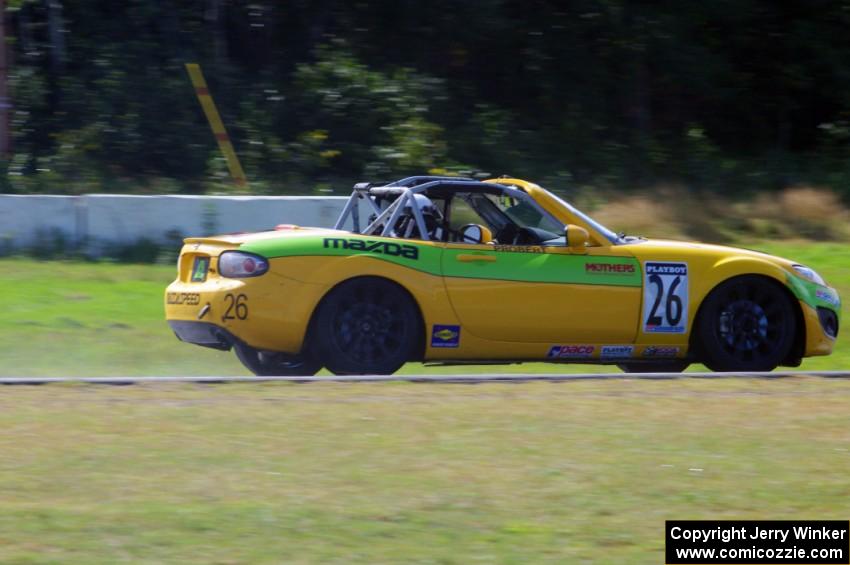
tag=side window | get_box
[448,198,485,239]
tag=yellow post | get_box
[185,63,249,190]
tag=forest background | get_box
[2,0,849,243]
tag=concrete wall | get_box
[0,194,350,253]
[0,195,82,249]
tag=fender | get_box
[704,256,793,297]
[264,252,460,354]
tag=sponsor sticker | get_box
[643,346,680,358]
[191,256,209,282]
[816,288,840,308]
[167,292,201,306]
[323,237,419,260]
[601,345,634,358]
[493,245,545,254]
[643,261,689,334]
[431,325,460,348]
[547,345,596,359]
[585,262,636,274]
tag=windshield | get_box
[548,191,623,244]
[482,193,563,237]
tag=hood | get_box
[624,238,798,269]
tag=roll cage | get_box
[333,176,562,243]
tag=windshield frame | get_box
[458,190,565,243]
[546,191,624,245]
[480,193,563,238]
[486,179,624,246]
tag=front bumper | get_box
[816,306,839,340]
[168,320,238,351]
[785,274,840,357]
[800,301,839,357]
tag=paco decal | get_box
[547,345,595,359]
[431,325,460,348]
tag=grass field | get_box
[1,241,847,377]
[0,378,848,563]
[2,245,848,563]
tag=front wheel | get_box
[696,276,796,372]
[234,342,322,376]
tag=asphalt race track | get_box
[0,371,848,385]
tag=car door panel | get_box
[441,244,642,343]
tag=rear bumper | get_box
[168,320,238,351]
[165,272,313,353]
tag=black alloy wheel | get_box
[697,276,796,372]
[234,342,322,376]
[311,277,421,375]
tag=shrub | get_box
[778,187,847,240]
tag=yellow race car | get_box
[165,176,840,375]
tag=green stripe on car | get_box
[242,235,641,287]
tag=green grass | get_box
[0,378,848,563]
[1,259,242,377]
[1,240,847,377]
[2,247,849,562]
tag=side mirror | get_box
[460,224,483,244]
[459,224,494,244]
[565,224,589,253]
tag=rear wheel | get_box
[310,278,421,375]
[618,361,690,374]
[697,276,795,372]
[234,342,321,377]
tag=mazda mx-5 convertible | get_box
[165,176,840,375]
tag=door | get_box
[440,243,642,344]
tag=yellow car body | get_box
[165,177,839,374]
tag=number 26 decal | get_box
[642,262,688,333]
[222,293,248,321]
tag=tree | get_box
[0,0,10,157]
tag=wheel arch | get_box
[689,272,805,367]
[305,274,428,361]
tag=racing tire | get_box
[696,276,796,372]
[234,342,322,377]
[617,362,690,374]
[310,277,422,375]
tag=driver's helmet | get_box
[400,194,443,239]
[403,194,438,216]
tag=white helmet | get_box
[400,193,442,239]
[405,194,439,216]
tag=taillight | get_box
[218,251,269,278]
